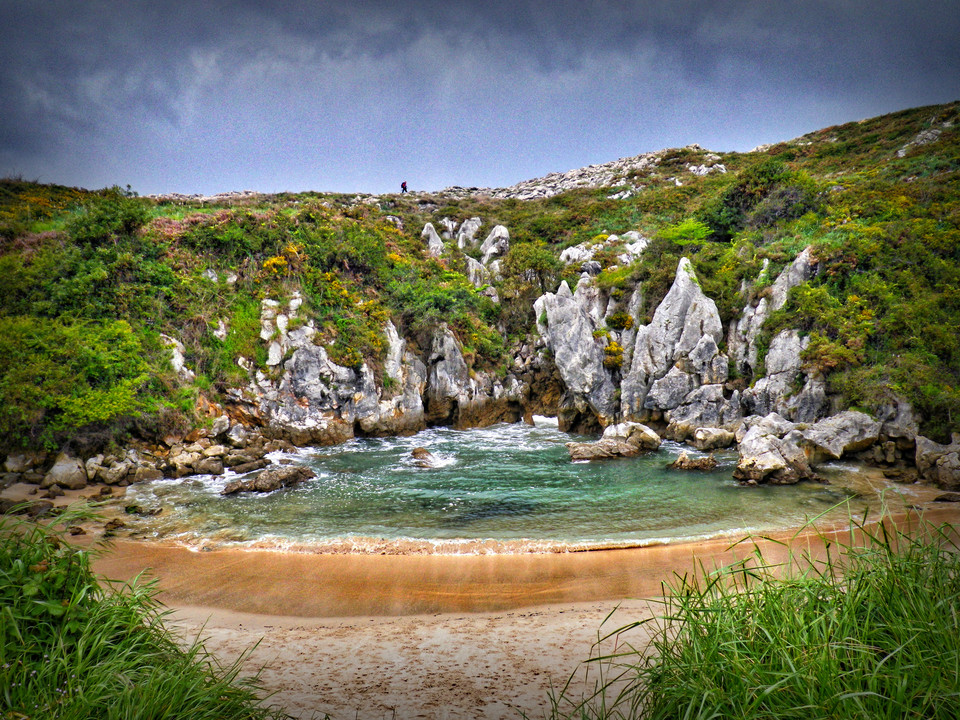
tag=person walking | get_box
[401,181,408,193]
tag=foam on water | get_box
[122,421,910,554]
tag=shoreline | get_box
[90,503,959,720]
[89,502,960,618]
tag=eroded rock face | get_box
[534,280,617,430]
[622,258,727,421]
[728,247,817,378]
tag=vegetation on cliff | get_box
[1,101,958,452]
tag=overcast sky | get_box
[2,1,958,196]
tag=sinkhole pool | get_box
[122,418,917,553]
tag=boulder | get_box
[798,411,881,463]
[733,413,818,485]
[41,452,87,490]
[691,427,735,451]
[915,436,960,490]
[668,452,718,471]
[567,422,661,460]
[221,465,315,495]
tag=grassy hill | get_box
[1,101,958,452]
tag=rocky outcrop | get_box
[728,247,817,379]
[797,410,881,464]
[456,217,483,249]
[421,222,445,257]
[733,413,818,485]
[915,435,960,490]
[479,225,510,265]
[423,324,522,428]
[622,258,736,430]
[740,329,829,422]
[221,465,315,495]
[534,279,618,431]
[566,422,660,460]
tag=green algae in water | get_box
[123,420,915,552]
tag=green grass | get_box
[537,514,960,720]
[0,508,291,719]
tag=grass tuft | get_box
[535,513,960,720]
[0,507,292,719]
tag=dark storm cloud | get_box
[1,1,958,193]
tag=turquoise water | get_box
[123,419,908,553]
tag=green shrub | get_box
[0,317,150,449]
[0,511,287,719]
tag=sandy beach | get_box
[5,480,959,719]
[87,501,959,720]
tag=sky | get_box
[2,1,959,196]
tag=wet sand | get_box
[5,480,958,719]
[86,503,960,720]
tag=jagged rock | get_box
[665,385,742,440]
[534,280,617,430]
[479,225,509,265]
[668,452,718,470]
[876,395,920,450]
[915,436,960,490]
[623,258,725,419]
[934,492,960,503]
[581,260,602,276]
[41,452,87,490]
[421,222,445,257]
[464,256,491,288]
[456,217,483,249]
[798,411,881,463]
[193,457,224,475]
[221,465,315,495]
[439,217,458,239]
[728,247,817,378]
[559,243,594,265]
[211,414,231,438]
[741,329,829,422]
[691,427,736,451]
[648,366,698,411]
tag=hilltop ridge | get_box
[1,99,959,494]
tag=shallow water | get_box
[123,419,918,553]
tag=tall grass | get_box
[537,514,960,719]
[0,507,290,719]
